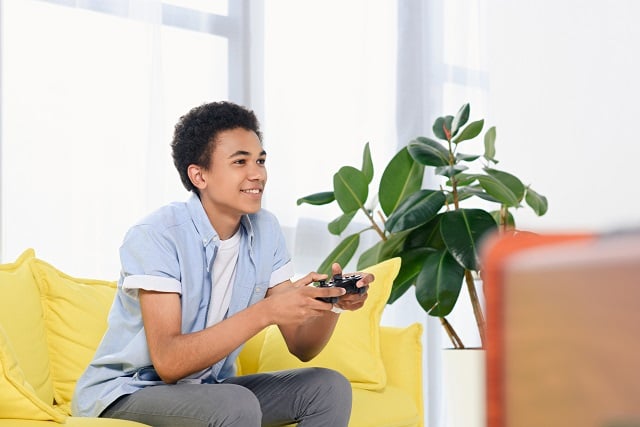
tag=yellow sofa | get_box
[0,249,423,427]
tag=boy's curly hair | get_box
[171,101,262,193]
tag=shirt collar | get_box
[186,192,255,247]
[240,214,255,246]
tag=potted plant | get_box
[297,102,548,349]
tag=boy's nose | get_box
[248,165,266,181]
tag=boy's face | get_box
[198,127,267,221]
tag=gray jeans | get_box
[100,368,352,427]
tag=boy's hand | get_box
[266,272,345,326]
[330,263,375,312]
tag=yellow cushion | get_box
[236,328,267,376]
[30,258,117,411]
[351,386,420,427]
[380,324,424,426]
[257,258,400,390]
[0,418,149,426]
[0,324,66,422]
[0,249,54,405]
[63,419,151,426]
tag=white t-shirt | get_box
[206,229,241,327]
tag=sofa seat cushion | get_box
[277,385,420,427]
[351,386,420,427]
[30,258,117,412]
[257,258,400,391]
[0,249,55,407]
[0,418,150,426]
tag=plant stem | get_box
[440,317,464,349]
[364,208,387,241]
[500,204,508,232]
[446,137,461,210]
[465,269,486,347]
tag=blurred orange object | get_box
[482,230,640,427]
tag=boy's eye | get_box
[257,158,266,165]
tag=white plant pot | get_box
[442,348,486,427]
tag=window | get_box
[0,0,247,276]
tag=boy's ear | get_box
[187,164,207,190]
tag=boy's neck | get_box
[199,200,242,240]
[214,221,241,241]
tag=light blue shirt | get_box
[72,193,292,417]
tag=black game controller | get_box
[315,274,366,304]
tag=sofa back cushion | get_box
[30,258,117,413]
[0,249,54,405]
[0,324,66,422]
[257,258,400,390]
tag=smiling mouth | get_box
[241,189,262,194]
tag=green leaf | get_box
[455,185,501,203]
[379,147,424,217]
[388,277,413,304]
[415,249,465,316]
[407,137,450,167]
[333,166,369,214]
[296,191,335,206]
[453,119,484,144]
[388,247,435,304]
[432,117,447,140]
[446,173,477,187]
[455,152,481,162]
[451,103,470,137]
[485,168,526,202]
[361,142,374,184]
[435,164,468,178]
[386,189,446,233]
[443,116,454,137]
[327,210,357,235]
[356,230,410,269]
[474,174,520,207]
[357,240,384,270]
[484,126,497,162]
[379,230,411,258]
[490,209,515,229]
[445,189,473,205]
[404,213,446,250]
[440,209,498,271]
[317,233,360,276]
[525,187,549,216]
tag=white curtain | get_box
[395,2,489,426]
[0,0,236,277]
[258,2,488,426]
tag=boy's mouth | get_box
[241,189,262,194]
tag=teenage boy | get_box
[72,101,374,427]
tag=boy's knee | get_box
[311,368,352,406]
[303,368,352,425]
[322,368,351,393]
[209,385,261,425]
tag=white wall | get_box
[485,0,640,234]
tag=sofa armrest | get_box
[380,323,424,426]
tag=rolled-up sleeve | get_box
[119,223,182,297]
[122,274,182,298]
[269,261,294,287]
